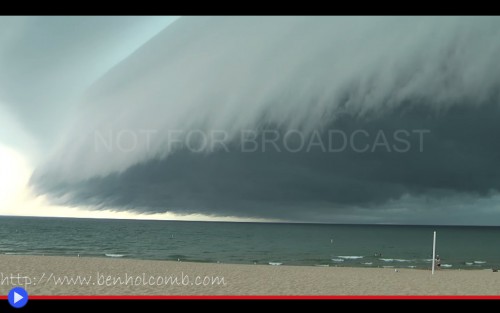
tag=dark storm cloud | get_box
[33,99,500,221]
[29,16,500,223]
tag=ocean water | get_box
[0,216,499,270]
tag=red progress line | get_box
[1,295,500,300]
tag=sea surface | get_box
[1,216,499,270]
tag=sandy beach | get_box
[0,255,499,295]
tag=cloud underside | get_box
[29,16,500,223]
[32,102,500,223]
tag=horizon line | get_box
[1,214,499,227]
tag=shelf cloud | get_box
[14,16,500,224]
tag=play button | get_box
[14,292,23,303]
[8,287,28,308]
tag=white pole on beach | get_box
[431,231,436,275]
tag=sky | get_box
[1,16,500,225]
